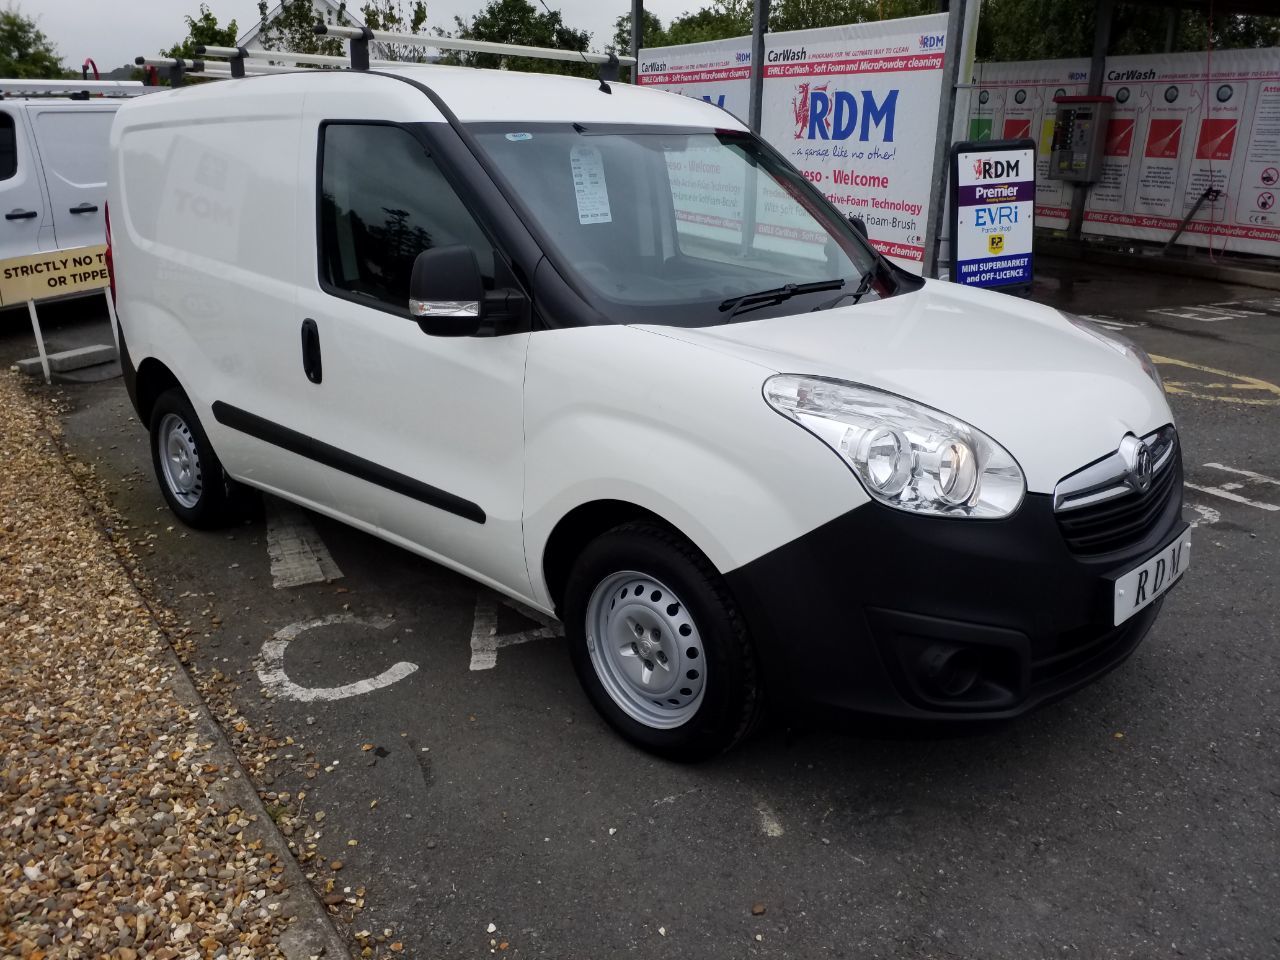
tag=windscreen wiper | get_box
[718,278,845,319]
[812,262,882,312]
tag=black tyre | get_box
[564,522,762,761]
[149,388,249,528]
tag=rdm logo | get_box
[972,157,1021,180]
[919,34,944,49]
[793,83,899,142]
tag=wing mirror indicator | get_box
[409,245,484,336]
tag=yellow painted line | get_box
[1151,355,1280,407]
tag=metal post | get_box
[748,0,769,134]
[631,0,643,82]
[922,0,967,278]
[27,300,50,385]
[1164,7,1178,52]
[1068,0,1113,241]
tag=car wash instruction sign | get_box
[952,141,1035,290]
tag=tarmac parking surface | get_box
[4,258,1278,959]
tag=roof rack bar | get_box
[201,46,348,68]
[135,56,297,77]
[313,21,635,66]
[0,78,153,97]
[195,44,250,77]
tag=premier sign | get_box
[951,140,1037,292]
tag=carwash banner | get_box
[967,59,1092,230]
[970,48,1280,257]
[640,13,949,273]
[950,140,1036,292]
[636,35,752,123]
[759,15,948,271]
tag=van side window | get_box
[318,123,494,312]
[0,113,18,181]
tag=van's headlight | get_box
[1065,313,1164,392]
[764,375,1025,518]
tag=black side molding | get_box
[210,401,486,524]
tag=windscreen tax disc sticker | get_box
[505,132,532,141]
[569,144,612,225]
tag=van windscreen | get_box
[470,124,889,327]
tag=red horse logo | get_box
[973,157,985,179]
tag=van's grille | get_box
[1055,442,1180,557]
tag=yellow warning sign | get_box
[1153,355,1280,407]
[0,245,109,307]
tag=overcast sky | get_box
[31,0,696,73]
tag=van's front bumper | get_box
[725,475,1185,722]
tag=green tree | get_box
[610,9,665,81]
[256,0,350,57]
[974,0,1280,61]
[360,0,428,61]
[770,0,935,33]
[437,0,594,77]
[665,0,752,46]
[611,9,667,55]
[0,9,68,78]
[162,4,239,59]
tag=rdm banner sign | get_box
[951,140,1036,292]
[640,13,948,274]
[760,14,948,272]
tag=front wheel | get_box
[564,522,762,761]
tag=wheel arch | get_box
[133,356,184,426]
[541,499,685,616]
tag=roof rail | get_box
[165,21,635,91]
[312,21,635,69]
[0,78,155,98]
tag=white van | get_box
[1,89,122,262]
[108,66,1189,759]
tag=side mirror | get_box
[409,245,483,336]
[848,214,869,239]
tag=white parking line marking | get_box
[1188,504,1220,528]
[1078,313,1144,331]
[256,614,415,702]
[755,801,784,838]
[265,499,343,589]
[1184,482,1280,512]
[468,592,562,671]
[1203,463,1280,486]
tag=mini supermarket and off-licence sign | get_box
[950,139,1036,292]
[0,245,109,308]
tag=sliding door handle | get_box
[5,208,37,221]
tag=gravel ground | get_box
[0,372,301,960]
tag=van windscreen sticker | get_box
[569,144,612,225]
[504,132,532,141]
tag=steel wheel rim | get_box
[585,571,706,729]
[158,412,203,509]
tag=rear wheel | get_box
[564,522,761,761]
[149,388,249,528]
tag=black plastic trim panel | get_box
[210,401,485,524]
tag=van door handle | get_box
[300,318,323,384]
[69,203,99,214]
[5,208,37,220]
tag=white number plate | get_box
[1113,530,1191,626]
